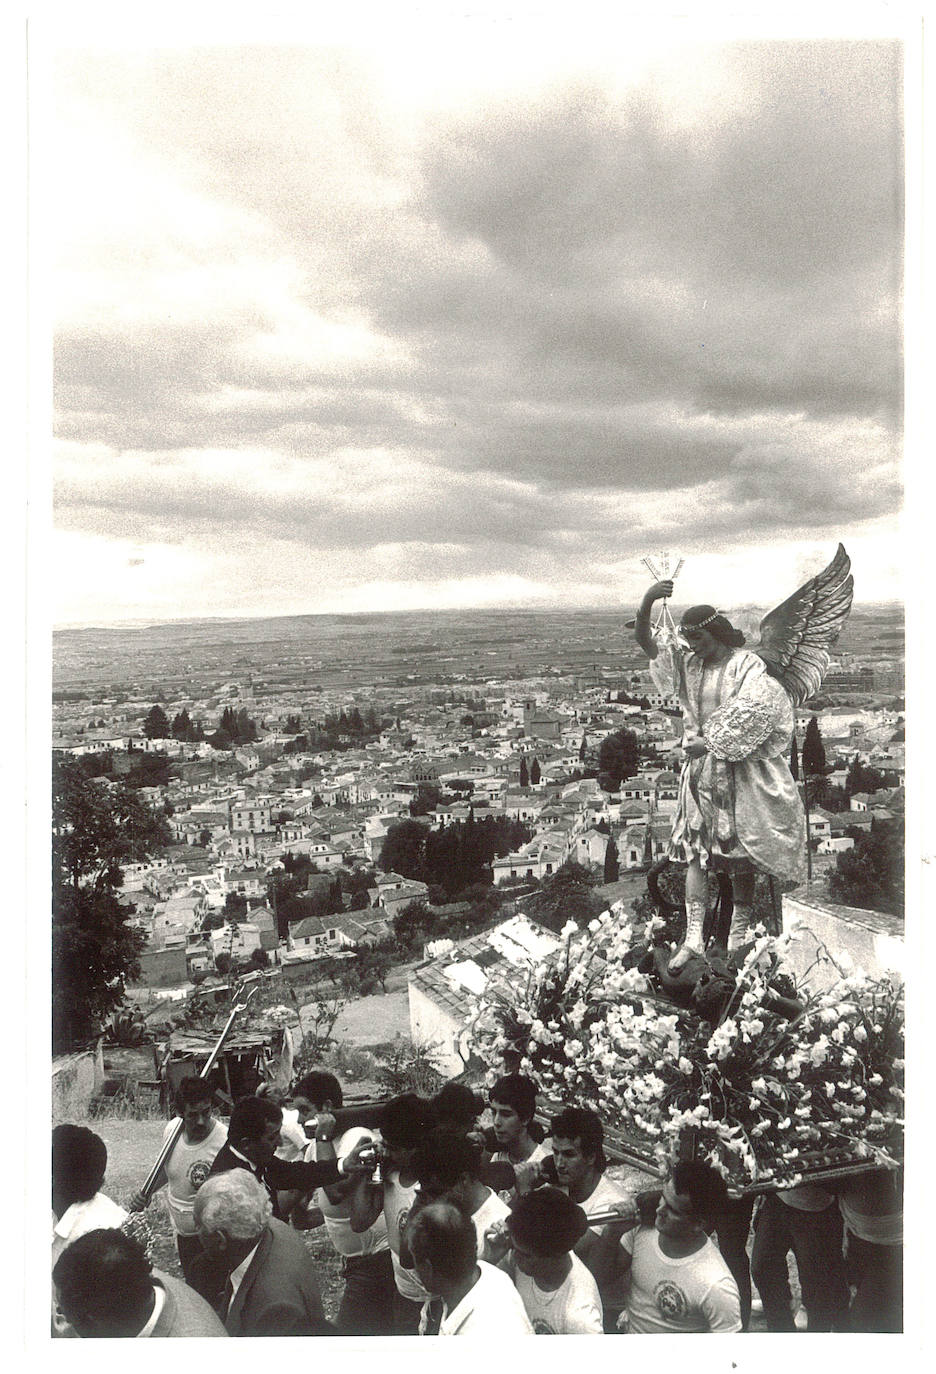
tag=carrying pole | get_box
[137,983,257,1201]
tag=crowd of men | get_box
[51,1069,903,1337]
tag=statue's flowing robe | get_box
[650,639,806,881]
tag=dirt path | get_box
[301,988,411,1046]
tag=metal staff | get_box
[641,553,683,642]
[137,983,258,1202]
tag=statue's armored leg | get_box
[727,863,756,949]
[668,859,708,971]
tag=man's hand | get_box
[646,579,674,604]
[481,1220,511,1267]
[128,1189,150,1213]
[340,1139,378,1175]
[597,1197,640,1238]
[314,1111,337,1142]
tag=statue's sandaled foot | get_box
[668,898,706,973]
[667,942,702,973]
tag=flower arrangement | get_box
[467,910,903,1189]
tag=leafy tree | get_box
[524,861,605,935]
[519,756,529,788]
[597,728,639,791]
[143,705,170,739]
[215,952,233,976]
[392,899,440,950]
[285,714,302,734]
[410,783,442,816]
[352,942,394,993]
[844,756,887,800]
[530,758,541,785]
[603,835,620,883]
[828,826,904,917]
[249,946,269,967]
[171,708,201,742]
[52,758,169,1050]
[349,890,370,911]
[579,734,588,763]
[379,819,427,879]
[802,717,828,777]
[198,828,212,848]
[224,892,248,919]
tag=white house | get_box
[209,921,262,962]
[817,836,855,854]
[408,915,560,1076]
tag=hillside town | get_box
[52,646,905,1007]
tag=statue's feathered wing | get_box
[755,545,854,707]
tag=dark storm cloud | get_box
[53,39,902,578]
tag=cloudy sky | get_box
[47,15,904,625]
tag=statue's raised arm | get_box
[755,544,854,707]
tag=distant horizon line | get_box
[54,598,904,634]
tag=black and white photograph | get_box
[31,3,917,1349]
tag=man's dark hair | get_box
[228,1094,282,1146]
[293,1070,343,1109]
[507,1186,589,1257]
[176,1076,214,1110]
[407,1201,478,1289]
[377,1092,438,1150]
[413,1127,482,1193]
[52,1229,153,1337]
[549,1105,607,1172]
[432,1081,484,1128]
[490,1074,537,1125]
[52,1124,107,1205]
[671,1160,729,1229]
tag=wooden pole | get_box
[137,984,257,1201]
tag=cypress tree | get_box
[802,716,827,777]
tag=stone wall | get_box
[782,886,904,993]
[408,981,463,1077]
[51,1042,104,1120]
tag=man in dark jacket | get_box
[193,1170,330,1336]
[209,1094,365,1219]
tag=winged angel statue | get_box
[633,545,854,970]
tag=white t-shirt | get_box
[621,1228,741,1333]
[492,1141,549,1198]
[52,1192,128,1268]
[578,1171,632,1235]
[471,1189,511,1257]
[383,1170,430,1302]
[513,1252,603,1334]
[572,1170,632,1314]
[309,1125,390,1256]
[777,1183,835,1212]
[162,1117,228,1235]
[275,1108,310,1162]
[420,1261,534,1336]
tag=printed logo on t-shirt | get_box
[532,1318,557,1335]
[654,1279,688,1322]
[188,1159,212,1190]
[396,1205,410,1241]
